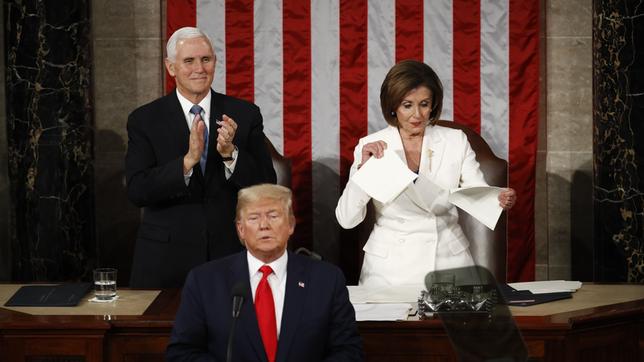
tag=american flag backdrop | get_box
[166,0,539,282]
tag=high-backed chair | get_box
[356,121,508,283]
[264,136,291,188]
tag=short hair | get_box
[380,60,444,127]
[166,27,214,62]
[236,184,295,224]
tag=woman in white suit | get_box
[336,60,516,287]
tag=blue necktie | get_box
[190,104,208,174]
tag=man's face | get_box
[236,198,295,263]
[165,36,215,101]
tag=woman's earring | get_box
[390,111,396,117]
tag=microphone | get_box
[231,282,245,318]
[227,282,247,362]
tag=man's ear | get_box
[165,59,176,77]
[235,221,245,241]
[288,217,295,237]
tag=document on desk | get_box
[508,280,582,294]
[352,303,413,321]
[351,149,418,204]
[347,285,421,304]
[447,186,504,230]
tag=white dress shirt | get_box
[176,90,237,183]
[247,250,288,337]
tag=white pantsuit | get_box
[336,125,488,287]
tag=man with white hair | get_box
[125,27,276,288]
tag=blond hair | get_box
[236,184,295,223]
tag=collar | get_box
[175,89,212,118]
[247,250,288,282]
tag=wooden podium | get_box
[0,284,642,361]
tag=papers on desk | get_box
[350,149,418,203]
[508,280,582,294]
[500,281,581,307]
[352,303,413,321]
[447,186,504,230]
[348,285,420,321]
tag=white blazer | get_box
[336,124,488,287]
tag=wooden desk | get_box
[0,284,642,361]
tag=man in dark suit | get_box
[166,184,363,362]
[125,27,276,288]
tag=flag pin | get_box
[298,282,305,288]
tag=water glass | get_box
[93,268,117,301]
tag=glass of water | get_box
[93,268,117,301]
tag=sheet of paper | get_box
[352,303,413,321]
[351,149,418,204]
[347,284,422,304]
[508,280,582,294]
[447,186,504,230]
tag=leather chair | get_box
[356,121,508,283]
[264,136,291,188]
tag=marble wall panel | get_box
[0,3,10,280]
[592,0,644,282]
[4,0,95,281]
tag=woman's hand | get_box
[358,141,387,169]
[498,188,516,210]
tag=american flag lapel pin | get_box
[298,281,305,288]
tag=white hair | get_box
[166,27,214,62]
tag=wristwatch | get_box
[222,147,238,162]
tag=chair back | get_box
[264,136,291,188]
[436,121,508,283]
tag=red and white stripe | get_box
[166,0,538,281]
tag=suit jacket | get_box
[125,90,276,288]
[166,251,364,362]
[335,125,488,287]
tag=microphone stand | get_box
[226,284,245,362]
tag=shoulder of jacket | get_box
[214,91,260,111]
[432,124,468,141]
[360,126,396,143]
[129,93,176,120]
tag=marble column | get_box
[4,0,95,281]
[593,0,644,282]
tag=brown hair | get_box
[236,184,295,224]
[380,60,443,127]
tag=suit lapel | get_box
[228,253,267,362]
[275,253,308,362]
[420,125,446,177]
[164,91,191,159]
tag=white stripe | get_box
[367,0,395,134]
[423,0,453,121]
[311,0,340,263]
[480,0,509,159]
[197,0,226,93]
[254,0,284,153]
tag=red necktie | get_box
[255,265,277,362]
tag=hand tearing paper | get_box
[448,186,504,230]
